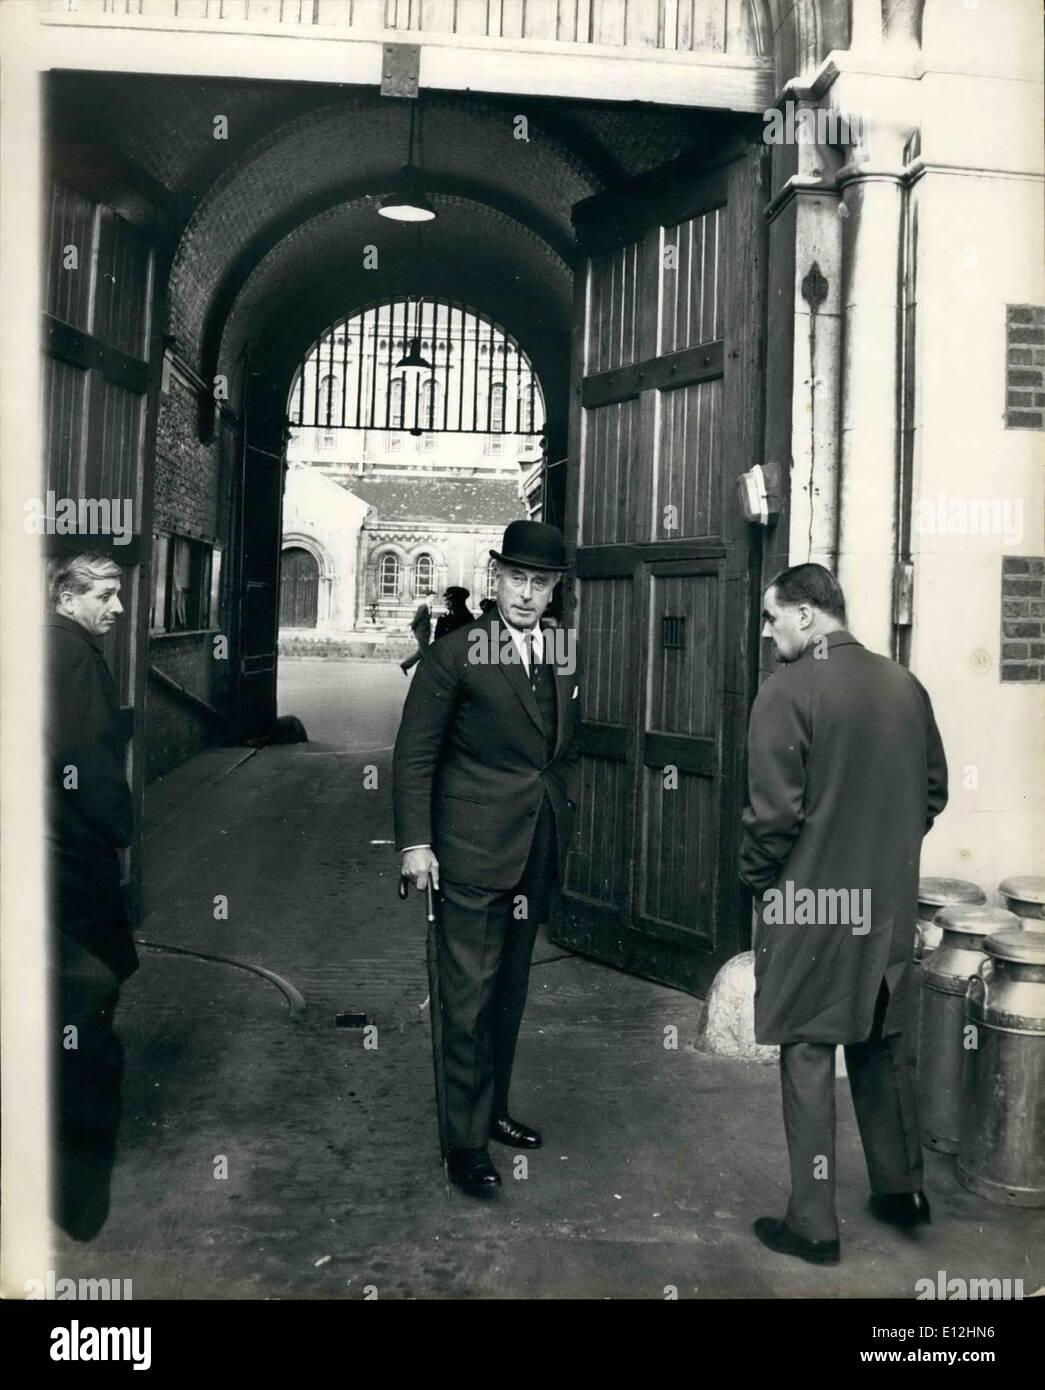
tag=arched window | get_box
[489,382,505,433]
[320,374,339,425]
[422,379,441,429]
[413,553,435,597]
[486,558,499,599]
[289,302,544,437]
[379,552,400,599]
[521,384,536,433]
[389,377,405,430]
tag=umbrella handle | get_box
[399,874,438,923]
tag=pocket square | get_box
[572,686,579,699]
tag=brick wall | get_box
[148,367,235,779]
[154,372,225,537]
[1001,556,1045,682]
[145,635,231,781]
[1005,306,1045,430]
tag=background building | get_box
[280,300,536,643]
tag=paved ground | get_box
[53,658,1045,1299]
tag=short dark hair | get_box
[769,563,846,623]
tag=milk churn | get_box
[998,875,1045,924]
[918,905,1021,1152]
[916,878,986,959]
[958,925,1045,1207]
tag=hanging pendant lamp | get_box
[379,104,437,222]
[396,274,432,375]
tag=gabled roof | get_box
[340,476,526,527]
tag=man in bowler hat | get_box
[393,520,580,1195]
[741,564,948,1264]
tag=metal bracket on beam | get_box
[381,44,420,99]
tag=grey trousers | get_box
[780,982,923,1241]
[436,798,556,1151]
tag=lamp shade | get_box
[395,337,432,371]
[378,165,436,222]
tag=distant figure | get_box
[400,589,437,675]
[434,586,473,641]
[46,550,137,1241]
[478,598,496,616]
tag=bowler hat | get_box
[490,520,569,573]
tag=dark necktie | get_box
[526,631,541,692]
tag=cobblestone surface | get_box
[53,661,1045,1300]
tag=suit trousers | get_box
[401,630,431,672]
[780,980,923,1241]
[50,934,125,1239]
[436,796,558,1150]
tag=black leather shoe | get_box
[489,1115,542,1150]
[753,1217,840,1266]
[869,1191,931,1228]
[447,1147,501,1196]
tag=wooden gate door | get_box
[43,170,162,922]
[279,546,319,628]
[551,141,767,996]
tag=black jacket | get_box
[393,609,581,889]
[46,614,137,980]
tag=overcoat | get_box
[409,601,433,643]
[45,614,137,982]
[739,631,947,1046]
[393,608,580,889]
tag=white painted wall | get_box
[907,30,1045,899]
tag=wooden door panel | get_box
[662,206,726,353]
[554,138,767,996]
[567,755,631,908]
[657,379,721,539]
[578,576,634,723]
[589,241,642,373]
[640,768,716,936]
[43,356,90,497]
[580,399,645,545]
[646,569,720,738]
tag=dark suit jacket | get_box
[393,609,581,889]
[740,631,947,1046]
[45,614,137,981]
[410,602,433,644]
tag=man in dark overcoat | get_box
[45,550,136,1240]
[400,588,437,674]
[740,563,948,1265]
[393,521,579,1195]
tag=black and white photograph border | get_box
[0,0,1043,1340]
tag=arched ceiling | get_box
[46,0,936,427]
[221,193,574,433]
[170,91,719,378]
[47,72,725,412]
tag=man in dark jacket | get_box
[400,589,437,674]
[433,586,473,641]
[740,564,948,1265]
[393,521,579,1195]
[46,550,136,1240]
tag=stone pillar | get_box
[762,105,844,580]
[836,157,905,648]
